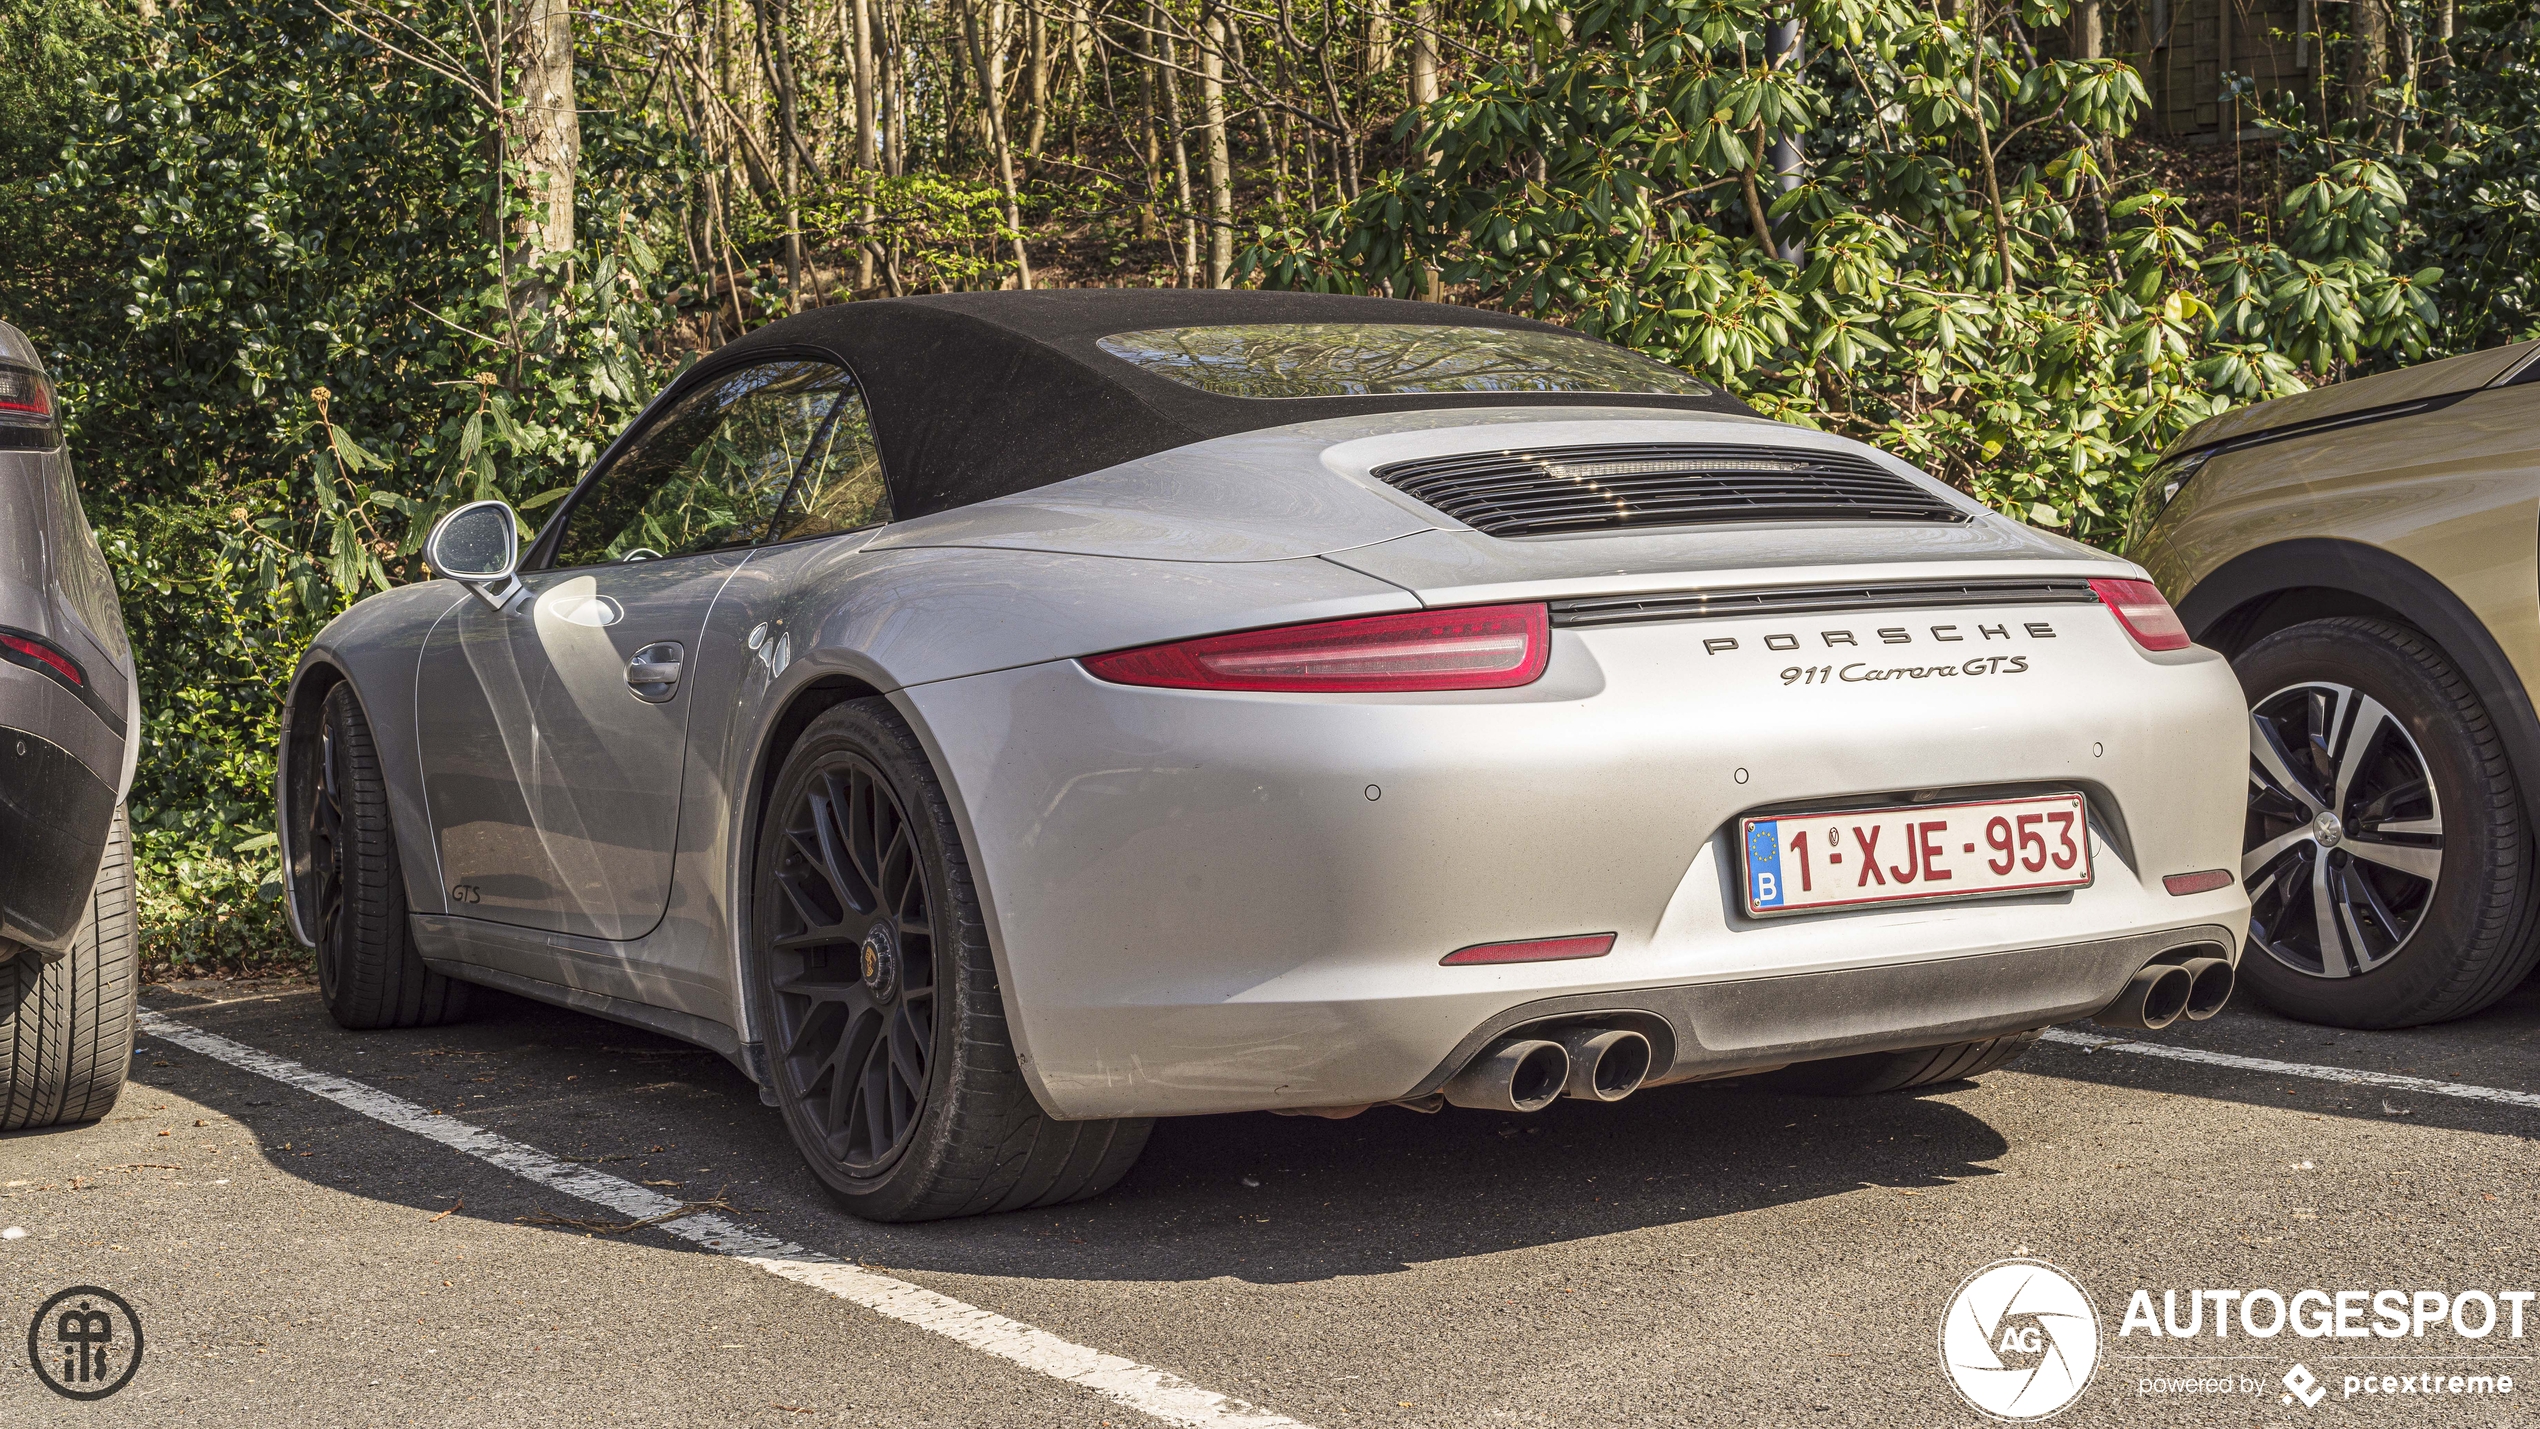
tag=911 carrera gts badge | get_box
[1782,656,2030,684]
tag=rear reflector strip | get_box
[1440,933,1616,966]
[0,630,85,687]
[2163,870,2236,896]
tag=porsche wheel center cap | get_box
[2313,810,2346,848]
[859,925,899,999]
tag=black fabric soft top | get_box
[700,290,1754,519]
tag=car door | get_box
[415,359,871,940]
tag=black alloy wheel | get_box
[2244,681,2443,978]
[303,682,467,1029]
[765,751,938,1174]
[750,698,1151,1222]
[2229,618,2539,1028]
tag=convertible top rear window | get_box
[1095,323,1717,400]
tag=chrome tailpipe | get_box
[1550,1027,1653,1102]
[2180,956,2235,1021]
[1443,1037,1571,1113]
[2092,963,2196,1032]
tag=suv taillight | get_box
[0,363,55,451]
[1083,604,1551,692]
[0,628,87,690]
[2088,578,2193,652]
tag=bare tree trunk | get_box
[882,2,904,178]
[753,0,809,308]
[1963,0,2014,292]
[1200,10,1234,287]
[1160,20,1201,286]
[1408,0,1437,109]
[2067,0,2101,59]
[1764,15,1804,264]
[1363,0,1391,74]
[853,0,877,291]
[1024,4,1051,159]
[2349,0,2390,133]
[964,0,1034,286]
[516,0,580,262]
[1136,7,1165,241]
[1409,0,1438,297]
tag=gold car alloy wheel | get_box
[2243,681,2446,978]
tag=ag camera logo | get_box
[1941,1258,2102,1420]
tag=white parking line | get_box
[135,1011,1309,1429]
[2038,1027,2540,1110]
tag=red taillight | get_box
[0,630,86,688]
[1083,603,1551,693]
[2088,578,2193,652]
[0,365,51,422]
[1440,933,1616,966]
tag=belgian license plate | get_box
[1741,793,2092,916]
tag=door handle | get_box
[627,642,684,702]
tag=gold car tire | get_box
[2233,617,2540,1028]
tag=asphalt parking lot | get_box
[5,972,2537,1426]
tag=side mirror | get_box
[425,499,524,609]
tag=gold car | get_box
[2129,338,2540,1028]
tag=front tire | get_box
[1,804,137,1130]
[307,683,469,1030]
[751,698,1149,1222]
[2233,618,2537,1028]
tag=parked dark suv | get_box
[1,319,139,1129]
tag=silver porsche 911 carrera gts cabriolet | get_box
[276,291,2251,1221]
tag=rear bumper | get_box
[0,723,115,955]
[1406,922,2238,1096]
[903,596,2252,1120]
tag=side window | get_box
[767,394,890,542]
[550,360,886,569]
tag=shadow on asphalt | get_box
[115,979,2014,1286]
[2017,972,2540,1144]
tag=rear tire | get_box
[1,804,137,1130]
[309,683,469,1030]
[2232,618,2536,1028]
[751,698,1150,1222]
[1765,1031,2041,1096]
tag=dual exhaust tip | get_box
[1446,955,2235,1110]
[2093,956,2235,1032]
[1443,1026,1653,1114]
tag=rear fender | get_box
[2178,537,2540,832]
[276,584,471,944]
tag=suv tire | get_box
[1,804,137,1130]
[2232,617,2536,1027]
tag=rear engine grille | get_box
[1370,443,1968,538]
[1551,578,2101,630]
